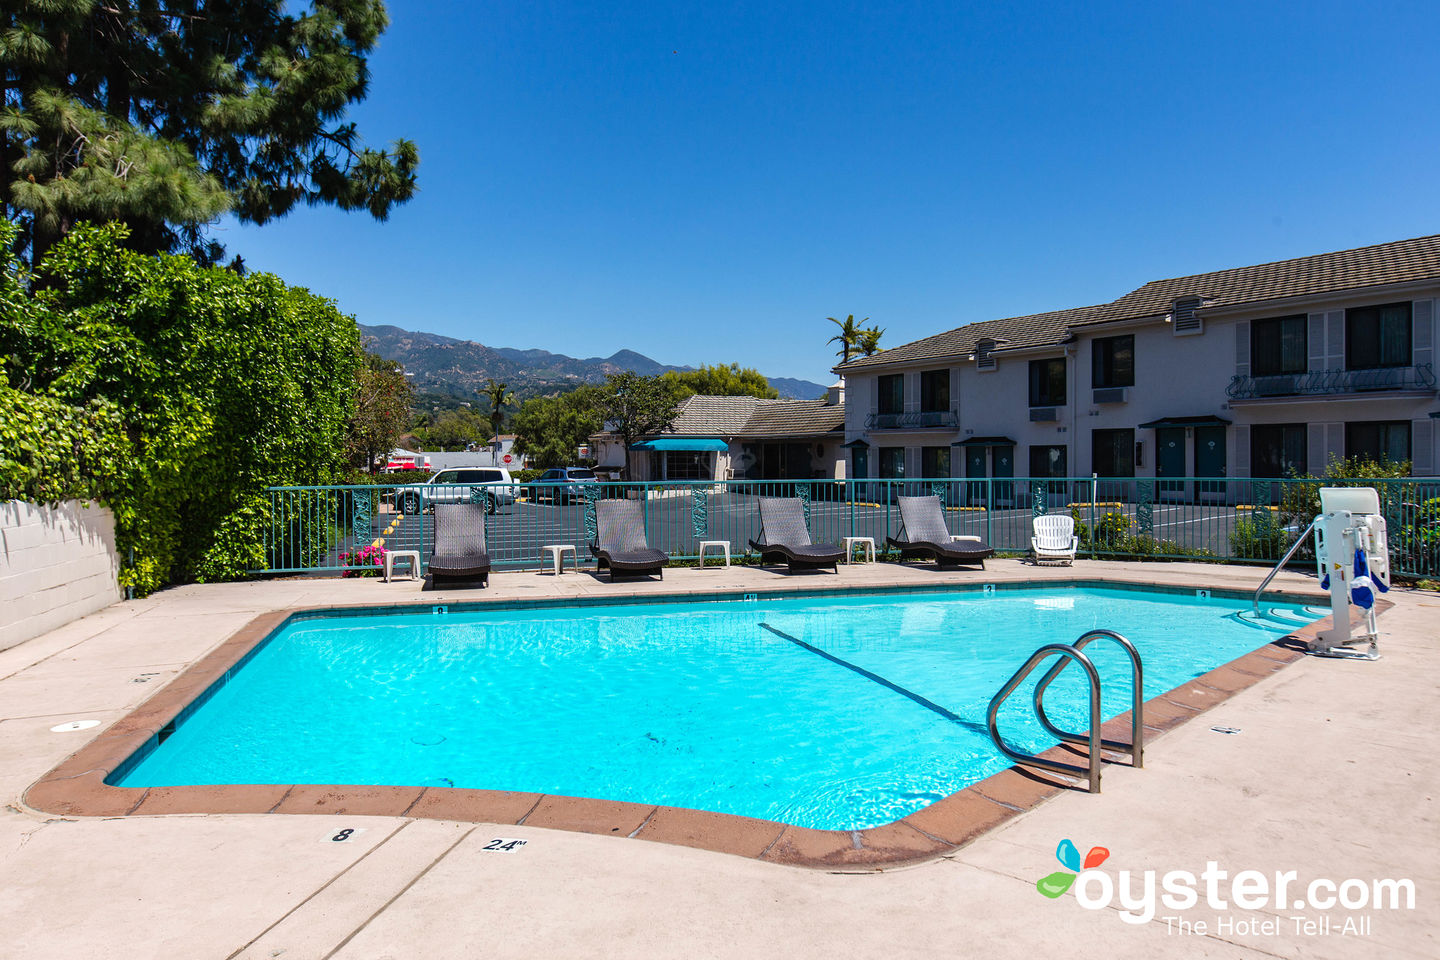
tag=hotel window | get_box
[920,370,950,412]
[1091,429,1135,478]
[664,451,707,481]
[1091,335,1134,388]
[1029,445,1068,478]
[878,446,905,479]
[877,374,904,415]
[1346,421,1411,465]
[1250,424,1307,478]
[1346,302,1412,369]
[920,446,951,478]
[1250,315,1307,377]
[1028,358,1066,407]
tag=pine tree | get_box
[1,0,418,263]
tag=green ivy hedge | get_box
[0,222,360,596]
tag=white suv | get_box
[394,467,517,515]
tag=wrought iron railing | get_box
[864,410,960,429]
[1227,363,1435,400]
[254,475,1440,579]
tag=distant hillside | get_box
[769,377,828,401]
[359,323,826,401]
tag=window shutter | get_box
[1412,419,1434,475]
[1234,424,1250,476]
[904,371,920,412]
[1234,321,1250,377]
[1325,311,1345,370]
[1308,424,1326,475]
[1413,299,1434,370]
[1307,313,1326,372]
[1324,423,1344,473]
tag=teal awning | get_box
[632,438,729,452]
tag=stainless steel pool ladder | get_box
[985,629,1144,794]
[1252,518,1319,617]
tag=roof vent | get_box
[1172,297,1204,336]
[975,338,998,371]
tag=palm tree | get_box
[828,314,867,363]
[481,379,515,446]
[857,326,886,356]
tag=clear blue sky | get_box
[227,1,1440,385]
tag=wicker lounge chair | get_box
[887,495,994,569]
[428,503,492,587]
[590,499,668,581]
[748,497,844,573]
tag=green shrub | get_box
[0,221,360,595]
[1229,511,1288,560]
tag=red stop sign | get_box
[502,454,513,464]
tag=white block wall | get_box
[0,500,122,652]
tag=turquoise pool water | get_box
[114,586,1320,830]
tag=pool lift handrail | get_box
[986,642,1104,794]
[1032,629,1144,771]
[1252,517,1319,617]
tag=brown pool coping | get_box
[22,580,1388,870]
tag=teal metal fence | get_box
[257,476,1440,578]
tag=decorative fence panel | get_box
[256,477,1440,579]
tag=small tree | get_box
[828,314,866,363]
[346,350,412,472]
[594,373,684,478]
[481,379,515,446]
[662,363,778,399]
[857,326,886,356]
[512,386,605,469]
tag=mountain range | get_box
[359,324,827,401]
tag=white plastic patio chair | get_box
[1032,514,1078,565]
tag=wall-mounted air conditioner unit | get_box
[1092,387,1128,404]
[1029,407,1060,422]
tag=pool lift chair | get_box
[748,497,845,573]
[427,503,492,588]
[887,495,995,569]
[590,499,669,581]
[1249,487,1389,660]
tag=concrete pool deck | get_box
[1,559,1435,958]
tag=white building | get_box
[836,235,1440,498]
[592,387,846,482]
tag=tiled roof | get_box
[838,305,1100,370]
[838,234,1440,371]
[1094,234,1440,324]
[742,399,846,437]
[661,395,844,439]
[667,395,762,435]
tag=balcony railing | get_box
[864,410,959,430]
[1227,363,1436,400]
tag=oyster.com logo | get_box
[1036,838,1109,898]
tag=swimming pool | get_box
[112,585,1321,830]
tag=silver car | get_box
[532,466,598,504]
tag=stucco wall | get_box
[0,500,122,652]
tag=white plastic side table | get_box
[843,536,876,564]
[384,549,421,582]
[697,540,731,568]
[542,544,577,575]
